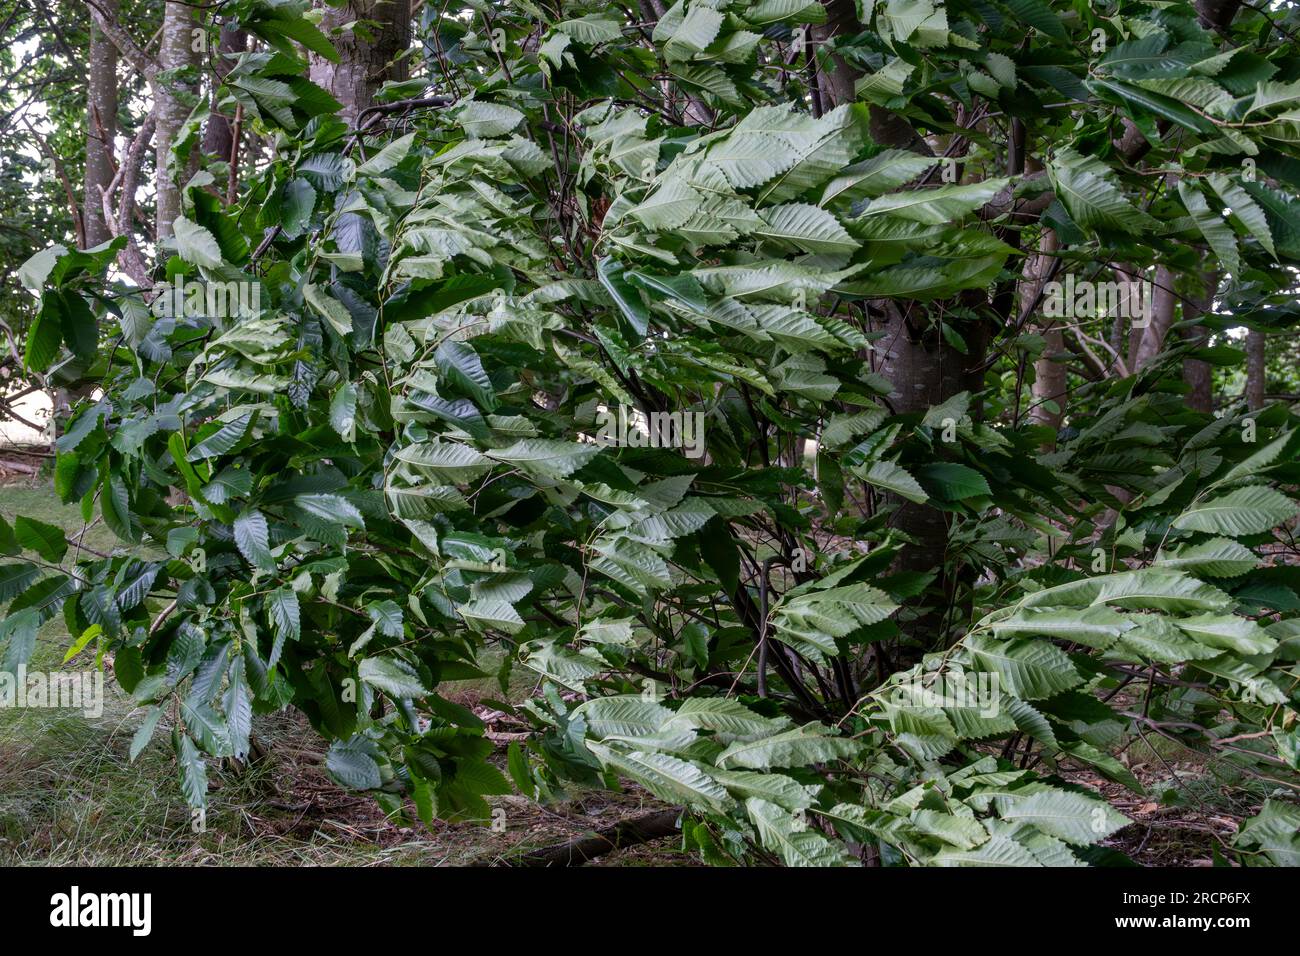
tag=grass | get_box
[0,477,690,867]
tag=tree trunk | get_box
[1181,279,1216,414]
[1027,230,1064,437]
[1182,325,1214,413]
[875,307,989,648]
[811,0,858,107]
[84,0,119,249]
[156,2,199,240]
[308,0,411,127]
[1031,328,1066,431]
[1195,0,1244,30]
[1132,265,1178,371]
[1245,328,1266,410]
[202,23,247,163]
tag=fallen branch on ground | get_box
[493,810,682,867]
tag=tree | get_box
[83,0,119,249]
[8,0,1300,867]
[308,0,410,126]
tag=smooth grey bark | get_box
[1027,231,1064,435]
[1133,266,1179,371]
[308,0,411,128]
[84,0,119,249]
[156,2,199,240]
[1031,328,1066,432]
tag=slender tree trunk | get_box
[1027,231,1064,437]
[202,23,247,163]
[1182,325,1214,413]
[1031,328,1066,431]
[875,306,989,647]
[1245,329,1266,410]
[1181,278,1217,414]
[811,0,858,107]
[809,0,930,152]
[1133,265,1178,371]
[308,0,411,127]
[156,2,199,240]
[84,0,119,249]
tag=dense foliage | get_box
[8,0,1300,865]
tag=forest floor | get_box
[0,476,1270,866]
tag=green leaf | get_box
[327,737,383,790]
[456,102,525,139]
[966,634,1084,700]
[330,383,357,441]
[1174,613,1276,654]
[294,493,366,528]
[747,798,856,866]
[716,723,859,770]
[395,441,493,482]
[258,13,339,62]
[488,439,600,479]
[181,699,234,757]
[0,563,40,602]
[1172,486,1298,536]
[267,588,301,642]
[233,509,275,571]
[859,179,1009,224]
[173,216,225,268]
[359,655,427,698]
[756,203,857,254]
[852,460,928,503]
[574,695,675,739]
[186,413,254,460]
[63,623,102,663]
[1050,160,1155,233]
[1179,181,1240,275]
[174,729,208,809]
[25,293,64,372]
[130,707,164,762]
[1001,0,1067,39]
[1154,537,1257,577]
[14,515,68,561]
[596,258,650,339]
[587,742,731,810]
[990,606,1133,649]
[820,151,936,206]
[224,655,253,760]
[1208,173,1276,258]
[995,789,1130,846]
[917,462,991,500]
[435,340,496,410]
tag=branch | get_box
[100,113,156,287]
[23,117,85,248]
[494,810,681,866]
[81,0,157,79]
[978,170,1053,222]
[354,95,454,133]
